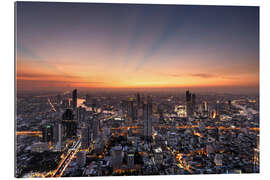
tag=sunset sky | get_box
[16,2,259,93]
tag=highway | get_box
[16,131,42,137]
[51,140,81,177]
[47,98,57,112]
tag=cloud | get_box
[189,73,240,80]
[16,73,105,89]
[16,79,105,90]
[160,72,239,80]
[160,72,215,79]
[168,74,183,78]
[190,73,216,78]
[16,73,79,79]
[220,76,239,80]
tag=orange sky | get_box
[16,3,259,93]
[16,55,259,91]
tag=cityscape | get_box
[16,89,259,177]
[15,2,259,178]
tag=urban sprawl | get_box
[16,89,259,177]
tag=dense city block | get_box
[15,89,259,177]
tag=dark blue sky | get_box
[16,2,259,92]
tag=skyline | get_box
[16,2,259,93]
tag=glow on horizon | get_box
[16,2,259,92]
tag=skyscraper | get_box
[120,100,128,116]
[62,99,70,108]
[81,125,90,150]
[127,150,135,168]
[76,151,86,167]
[143,96,152,140]
[85,94,91,105]
[111,145,123,169]
[41,124,53,142]
[62,109,77,139]
[203,101,208,112]
[77,106,86,123]
[127,98,135,122]
[157,104,164,123]
[136,93,141,107]
[56,94,61,104]
[186,90,192,117]
[53,123,63,151]
[191,93,196,114]
[186,90,196,117]
[92,118,99,139]
[216,100,220,116]
[72,89,77,111]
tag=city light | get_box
[15,2,259,177]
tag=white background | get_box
[0,0,269,179]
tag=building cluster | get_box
[16,89,259,177]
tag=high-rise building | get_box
[120,100,128,115]
[136,93,141,107]
[62,108,74,120]
[53,123,58,144]
[253,134,259,172]
[203,101,208,112]
[127,98,136,121]
[62,109,77,139]
[92,118,99,139]
[128,127,133,137]
[72,89,77,111]
[157,104,164,123]
[77,106,86,122]
[76,151,86,167]
[153,147,163,165]
[91,98,98,112]
[81,125,90,150]
[56,94,61,104]
[143,96,152,140]
[111,145,123,168]
[214,154,223,166]
[186,90,192,117]
[191,93,196,114]
[127,151,135,168]
[94,137,104,154]
[215,100,220,116]
[62,99,70,108]
[53,123,63,151]
[186,90,196,117]
[42,124,53,142]
[85,94,91,105]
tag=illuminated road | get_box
[51,140,81,177]
[100,114,118,122]
[48,98,56,112]
[16,131,42,137]
[15,124,259,139]
[166,145,193,173]
[108,124,259,132]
